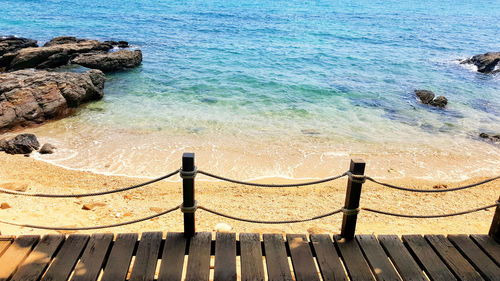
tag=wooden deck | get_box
[0,232,499,281]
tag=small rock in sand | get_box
[1,202,11,209]
[39,143,56,154]
[214,223,232,232]
[82,202,106,210]
[432,184,448,189]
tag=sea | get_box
[1,0,500,181]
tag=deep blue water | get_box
[1,0,500,177]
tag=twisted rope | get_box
[0,205,180,230]
[365,175,500,193]
[361,202,499,218]
[197,170,348,187]
[198,205,343,224]
[0,169,180,198]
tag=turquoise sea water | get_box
[1,0,500,179]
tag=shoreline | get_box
[1,153,498,236]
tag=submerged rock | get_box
[479,132,500,143]
[72,50,142,72]
[0,133,40,154]
[461,52,500,74]
[415,90,447,108]
[0,69,105,130]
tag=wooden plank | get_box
[448,234,500,281]
[10,234,65,281]
[471,234,500,266]
[402,235,457,281]
[286,234,320,281]
[310,234,347,281]
[425,235,483,281]
[262,233,293,281]
[101,233,138,281]
[378,235,427,281]
[333,235,375,281]
[0,237,13,257]
[41,234,90,281]
[185,232,212,281]
[214,232,237,281]
[0,235,39,281]
[240,233,265,281]
[158,232,187,281]
[356,235,401,281]
[129,232,163,281]
[70,233,114,281]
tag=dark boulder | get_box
[0,69,105,130]
[0,36,38,57]
[39,143,56,154]
[72,50,142,72]
[103,40,129,48]
[415,90,448,108]
[43,36,87,47]
[461,52,500,74]
[0,133,40,154]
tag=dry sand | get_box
[0,153,498,236]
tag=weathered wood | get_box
[70,233,114,281]
[129,232,163,281]
[239,233,265,281]
[158,232,187,281]
[263,234,293,281]
[402,235,457,281]
[214,232,237,281]
[10,235,65,281]
[182,152,196,237]
[286,234,319,281]
[310,234,347,281]
[334,235,375,281]
[356,235,401,281]
[470,234,500,266]
[41,234,90,281]
[425,235,483,281]
[378,235,427,281]
[0,235,39,281]
[101,233,138,281]
[448,234,500,281]
[341,159,365,239]
[488,196,500,242]
[185,232,212,281]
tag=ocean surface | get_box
[1,0,500,180]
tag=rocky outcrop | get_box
[0,36,38,57]
[0,133,40,154]
[0,39,113,70]
[415,90,448,108]
[461,52,500,74]
[72,50,142,72]
[0,69,105,130]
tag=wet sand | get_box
[0,153,498,236]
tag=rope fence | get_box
[0,153,499,238]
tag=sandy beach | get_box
[1,153,498,236]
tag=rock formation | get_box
[0,69,105,131]
[461,52,500,74]
[0,133,40,154]
[72,49,142,72]
[415,90,448,108]
[0,36,140,72]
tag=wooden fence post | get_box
[181,152,196,237]
[340,159,366,240]
[488,196,500,242]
